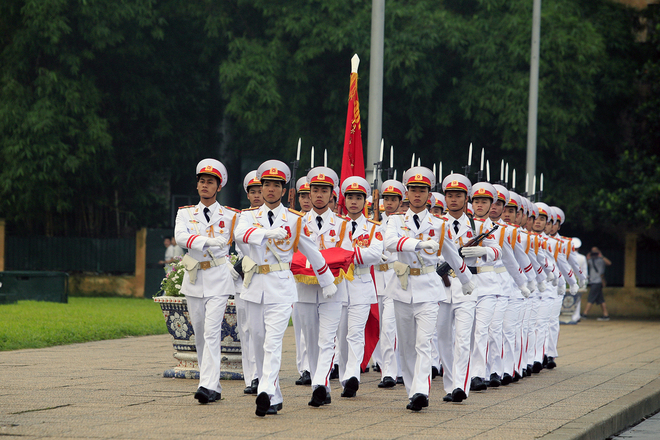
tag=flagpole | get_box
[366,0,385,184]
[526,0,541,184]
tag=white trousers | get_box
[486,295,509,377]
[437,300,475,396]
[235,295,256,387]
[292,302,309,374]
[525,296,539,367]
[245,301,292,406]
[337,303,371,386]
[533,296,554,363]
[186,294,229,393]
[571,294,583,323]
[502,297,525,376]
[545,295,564,357]
[393,300,438,398]
[371,296,399,380]
[296,301,343,393]
[470,295,497,380]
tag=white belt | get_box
[409,266,436,276]
[355,266,372,276]
[495,266,507,274]
[254,262,290,274]
[181,254,226,285]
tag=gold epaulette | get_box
[367,218,381,226]
[225,206,241,213]
[178,205,195,209]
[288,208,305,217]
[242,207,258,212]
[431,214,448,221]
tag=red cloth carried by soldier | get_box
[291,248,355,285]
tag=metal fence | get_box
[5,236,135,273]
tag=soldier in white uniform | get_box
[236,171,262,395]
[296,167,350,408]
[293,177,312,386]
[235,160,336,416]
[467,182,503,392]
[385,167,475,411]
[371,180,406,388]
[486,185,533,386]
[174,159,238,404]
[435,174,482,403]
[336,176,383,397]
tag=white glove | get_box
[527,280,537,292]
[538,280,547,292]
[380,254,389,263]
[461,247,488,258]
[461,279,476,296]
[418,240,439,252]
[519,285,531,298]
[546,272,555,283]
[205,237,227,247]
[230,267,240,281]
[264,228,288,240]
[569,283,579,295]
[322,283,338,298]
[552,278,558,287]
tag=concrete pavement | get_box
[2,319,660,439]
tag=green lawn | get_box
[0,297,168,351]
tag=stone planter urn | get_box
[154,296,243,380]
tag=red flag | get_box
[337,55,379,372]
[338,54,365,216]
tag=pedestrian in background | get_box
[582,247,612,321]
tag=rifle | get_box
[372,189,381,221]
[288,138,301,209]
[436,224,500,287]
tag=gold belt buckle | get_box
[199,261,211,270]
[378,264,389,271]
[259,265,271,274]
[410,268,421,276]
[476,267,482,274]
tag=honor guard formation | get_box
[174,154,587,415]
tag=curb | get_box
[542,377,660,440]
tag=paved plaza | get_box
[2,319,660,439]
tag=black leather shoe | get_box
[296,370,311,385]
[396,376,404,385]
[439,365,444,377]
[522,368,527,378]
[484,379,490,388]
[513,371,521,382]
[532,361,543,374]
[547,357,557,369]
[266,402,282,415]
[501,373,513,385]
[406,393,428,411]
[341,376,359,397]
[451,388,467,403]
[244,386,253,394]
[373,363,381,373]
[255,392,270,417]
[324,394,331,405]
[330,364,339,380]
[308,386,327,407]
[489,373,501,388]
[431,366,439,379]
[543,354,548,368]
[378,376,397,388]
[443,393,453,402]
[194,387,219,404]
[470,377,487,391]
[526,364,533,376]
[362,365,370,373]
[250,378,259,394]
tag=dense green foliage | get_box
[0,0,657,240]
[0,297,167,351]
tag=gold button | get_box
[204,253,207,257]
[264,258,268,262]
[413,261,417,264]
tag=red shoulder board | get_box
[375,231,383,241]
[178,205,195,209]
[243,207,258,212]
[288,208,305,217]
[225,206,241,213]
